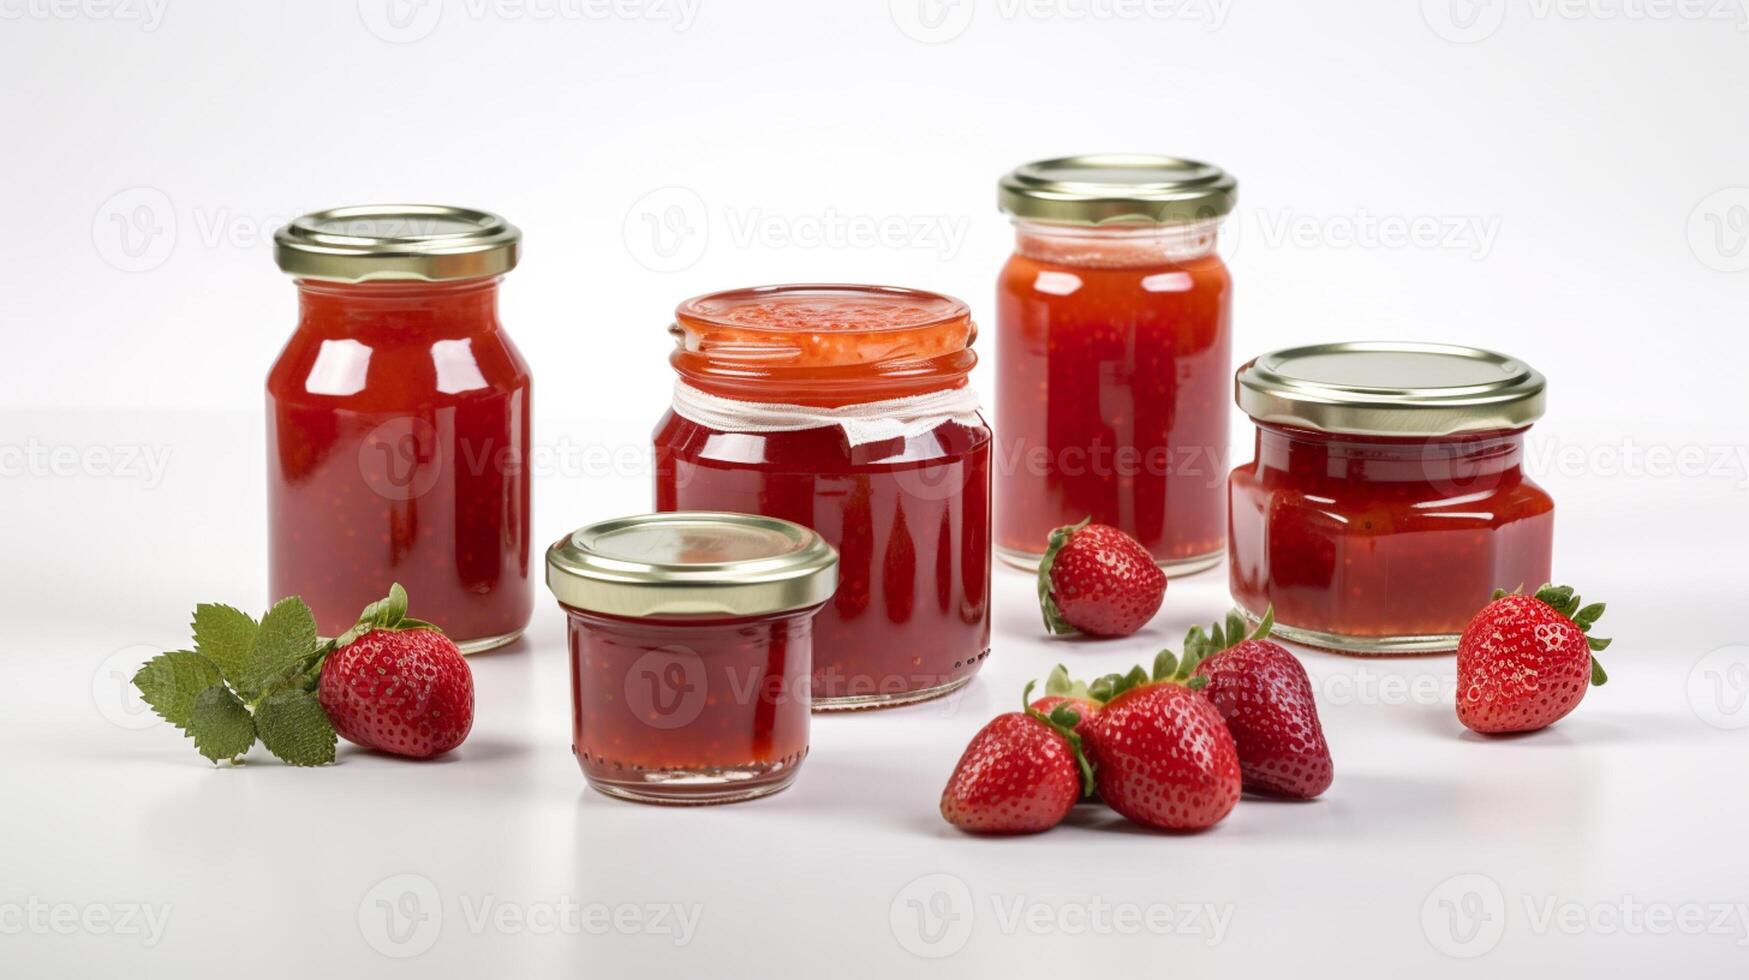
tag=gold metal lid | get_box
[1236,342,1547,436]
[546,512,839,618]
[998,154,1237,225]
[274,205,520,282]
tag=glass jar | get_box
[1229,342,1555,654]
[995,155,1236,573]
[653,284,993,711]
[268,205,532,651]
[545,512,839,805]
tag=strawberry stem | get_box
[1023,679,1096,798]
[1035,517,1091,636]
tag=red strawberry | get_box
[1183,608,1333,799]
[1079,666,1241,831]
[941,682,1094,834]
[1457,584,1609,734]
[1037,519,1166,637]
[317,585,474,759]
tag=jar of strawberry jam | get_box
[546,512,838,805]
[1229,342,1555,654]
[269,205,532,651]
[996,155,1236,573]
[653,284,992,711]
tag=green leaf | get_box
[1152,649,1178,682]
[1035,520,1089,637]
[239,596,319,700]
[1043,664,1071,697]
[131,650,223,730]
[1573,603,1605,631]
[1250,605,1277,642]
[254,689,337,767]
[187,685,255,763]
[1590,657,1609,686]
[191,604,258,688]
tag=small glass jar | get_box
[546,512,839,805]
[995,155,1236,573]
[653,284,992,711]
[1228,342,1555,654]
[268,205,532,651]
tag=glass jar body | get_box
[995,220,1232,572]
[563,604,816,805]
[1228,423,1555,653]
[266,277,532,650]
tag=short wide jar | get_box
[546,512,838,805]
[1228,343,1555,654]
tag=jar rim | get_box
[675,283,969,335]
[1236,342,1547,437]
[274,204,519,283]
[998,154,1237,225]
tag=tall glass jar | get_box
[268,205,532,651]
[995,155,1236,574]
[1229,342,1555,653]
[653,284,993,710]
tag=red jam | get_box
[654,285,992,710]
[995,222,1232,571]
[266,276,532,648]
[1228,344,1555,653]
[562,607,816,803]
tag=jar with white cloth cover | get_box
[653,284,993,711]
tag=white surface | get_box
[5,1,1749,976]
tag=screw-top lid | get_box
[1235,342,1547,437]
[998,154,1237,225]
[545,512,839,618]
[274,204,520,282]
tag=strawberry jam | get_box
[546,513,838,805]
[654,285,993,710]
[1229,343,1555,653]
[268,207,532,651]
[995,155,1238,573]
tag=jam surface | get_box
[657,286,992,706]
[564,607,812,787]
[266,278,532,642]
[1228,425,1554,646]
[995,229,1231,566]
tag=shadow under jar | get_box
[267,205,532,651]
[546,512,839,805]
[1228,342,1555,654]
[995,154,1237,574]
[653,284,993,711]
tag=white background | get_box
[4,0,1749,975]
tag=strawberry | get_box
[1037,519,1166,638]
[1078,664,1241,831]
[940,682,1094,834]
[1457,584,1609,734]
[317,586,474,759]
[1181,608,1333,799]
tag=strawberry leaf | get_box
[1035,518,1090,636]
[186,685,255,764]
[132,650,223,730]
[191,603,258,689]
[239,596,320,701]
[255,689,337,767]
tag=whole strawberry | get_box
[1457,584,1609,734]
[1037,519,1166,638]
[941,682,1094,834]
[1183,609,1333,799]
[318,586,474,758]
[1079,665,1241,831]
